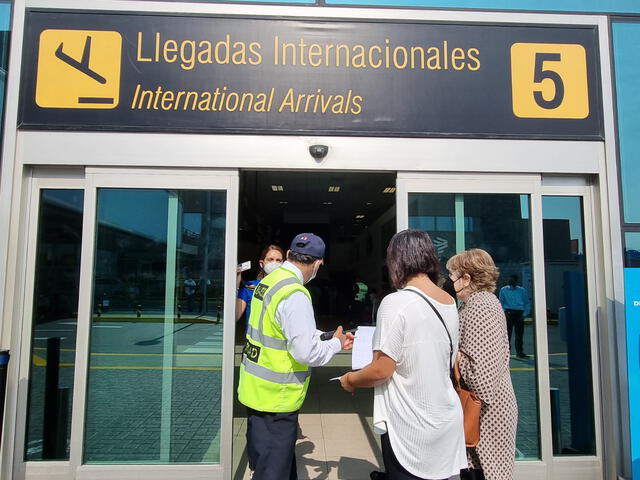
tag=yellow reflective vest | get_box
[237,266,312,412]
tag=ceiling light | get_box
[356,215,365,219]
[328,186,341,192]
[271,185,284,191]
[383,187,396,193]
[279,201,288,205]
[322,201,333,205]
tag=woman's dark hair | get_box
[260,244,285,263]
[386,229,440,289]
[257,244,285,279]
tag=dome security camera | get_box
[309,145,329,161]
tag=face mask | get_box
[306,261,321,284]
[442,277,457,300]
[263,261,282,275]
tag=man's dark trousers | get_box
[246,408,298,480]
[505,308,525,355]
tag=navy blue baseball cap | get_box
[290,233,325,258]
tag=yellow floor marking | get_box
[33,348,219,357]
[88,366,221,371]
[31,355,75,367]
[510,352,568,358]
[31,357,221,370]
[92,352,221,357]
[511,367,568,371]
[32,354,46,366]
[34,347,76,352]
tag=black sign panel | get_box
[19,10,603,139]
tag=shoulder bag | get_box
[404,288,481,448]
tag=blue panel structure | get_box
[625,268,640,480]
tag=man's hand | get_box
[340,372,356,393]
[333,326,355,350]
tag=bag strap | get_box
[403,288,456,383]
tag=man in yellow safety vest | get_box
[238,233,354,480]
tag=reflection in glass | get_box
[613,22,640,223]
[25,190,84,460]
[84,189,226,464]
[409,193,539,459]
[625,232,640,268]
[542,196,595,455]
[0,2,10,150]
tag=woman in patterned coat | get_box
[446,249,518,480]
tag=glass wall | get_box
[25,190,84,460]
[0,1,10,175]
[625,232,640,268]
[84,188,226,464]
[325,0,640,13]
[128,0,640,12]
[409,192,540,459]
[542,196,595,455]
[612,22,640,224]
[613,20,640,479]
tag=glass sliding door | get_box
[407,191,540,460]
[84,188,227,464]
[25,189,84,461]
[541,196,595,456]
[397,173,602,480]
[18,169,238,480]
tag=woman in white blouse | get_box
[340,229,467,480]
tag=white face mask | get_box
[263,261,282,275]
[306,261,321,284]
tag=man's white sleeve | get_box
[276,291,341,367]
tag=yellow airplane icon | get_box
[35,29,122,109]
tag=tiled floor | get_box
[233,412,383,480]
[233,353,384,480]
[232,335,544,479]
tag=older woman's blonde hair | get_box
[446,248,500,293]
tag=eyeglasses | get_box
[449,273,468,283]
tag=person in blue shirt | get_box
[236,245,285,332]
[498,274,531,358]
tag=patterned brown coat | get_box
[458,290,518,480]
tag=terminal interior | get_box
[233,170,397,479]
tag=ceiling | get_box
[238,170,396,244]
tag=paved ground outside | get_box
[26,315,589,473]
[27,314,223,463]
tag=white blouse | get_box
[372,286,467,479]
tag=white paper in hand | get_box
[352,326,375,370]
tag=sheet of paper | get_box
[352,326,375,370]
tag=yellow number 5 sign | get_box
[511,43,589,119]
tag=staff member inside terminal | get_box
[237,233,355,480]
[498,274,531,358]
